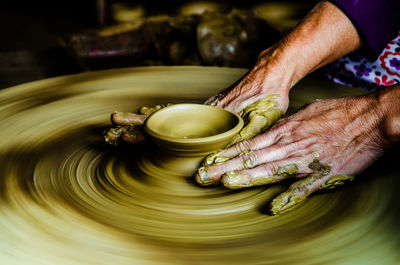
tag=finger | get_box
[269,171,337,215]
[204,96,218,106]
[204,138,315,179]
[224,94,264,114]
[111,111,147,126]
[195,166,221,186]
[204,120,294,165]
[215,88,253,111]
[231,108,282,145]
[221,158,314,189]
[204,132,278,166]
[139,104,172,116]
[235,138,317,170]
[104,125,147,146]
[104,126,126,146]
[204,86,233,107]
[319,174,355,190]
[120,127,147,144]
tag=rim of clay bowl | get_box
[144,104,244,144]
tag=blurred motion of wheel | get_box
[0,66,399,265]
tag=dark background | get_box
[0,0,318,88]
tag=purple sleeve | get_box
[330,0,400,58]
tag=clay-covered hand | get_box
[196,94,389,215]
[204,47,292,147]
[104,104,171,146]
[203,46,294,166]
[205,47,290,115]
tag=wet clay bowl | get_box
[144,104,244,156]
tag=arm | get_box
[206,0,361,113]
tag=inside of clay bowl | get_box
[144,104,244,156]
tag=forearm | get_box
[258,1,361,92]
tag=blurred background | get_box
[0,0,318,88]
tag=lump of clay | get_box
[232,95,282,144]
[197,9,281,67]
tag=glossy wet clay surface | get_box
[1,66,400,265]
[144,103,243,155]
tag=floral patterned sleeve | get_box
[330,0,400,58]
[324,0,400,91]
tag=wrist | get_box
[253,44,296,95]
[258,1,361,91]
[376,85,400,144]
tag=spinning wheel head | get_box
[144,104,243,156]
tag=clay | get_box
[320,175,355,189]
[201,95,282,167]
[104,124,146,146]
[0,66,397,265]
[203,150,229,166]
[195,166,219,186]
[222,171,283,189]
[276,163,298,178]
[308,158,331,176]
[233,94,282,144]
[144,104,244,156]
[269,159,332,215]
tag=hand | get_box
[203,0,363,116]
[196,94,390,215]
[204,47,293,147]
[205,47,291,115]
[104,104,171,145]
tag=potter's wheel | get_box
[1,66,399,265]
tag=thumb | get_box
[111,111,147,126]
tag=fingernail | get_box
[269,192,303,215]
[320,175,355,190]
[221,171,251,189]
[276,164,298,178]
[110,111,119,124]
[204,151,230,166]
[111,111,129,124]
[194,167,219,186]
[244,158,254,169]
[214,156,230,164]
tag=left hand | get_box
[104,104,171,145]
[195,94,389,215]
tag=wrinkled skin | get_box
[204,46,290,115]
[197,0,374,215]
[106,1,397,215]
[196,94,389,214]
[202,46,292,165]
